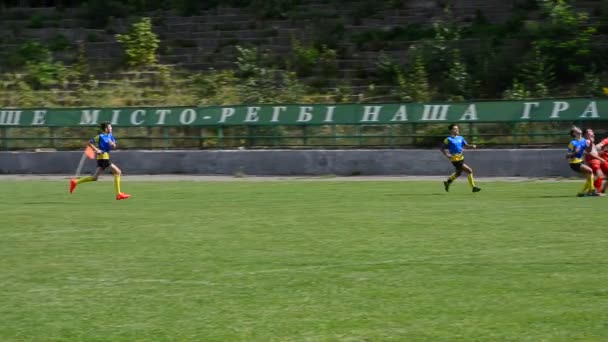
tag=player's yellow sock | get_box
[77,176,95,184]
[581,178,590,193]
[467,173,476,188]
[588,174,595,192]
[114,174,121,195]
[448,173,458,182]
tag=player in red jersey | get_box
[583,128,607,194]
[594,132,608,193]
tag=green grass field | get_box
[1,179,607,341]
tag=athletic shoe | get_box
[116,192,131,200]
[443,181,450,192]
[472,187,482,193]
[69,178,77,193]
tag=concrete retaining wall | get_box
[0,149,573,177]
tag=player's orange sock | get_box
[114,174,121,195]
[77,176,95,184]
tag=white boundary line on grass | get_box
[64,256,462,288]
[222,258,439,277]
[64,277,216,287]
[3,227,112,237]
[0,174,582,182]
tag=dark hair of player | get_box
[582,128,591,137]
[100,122,110,132]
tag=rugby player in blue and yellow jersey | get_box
[567,126,600,197]
[69,122,131,200]
[441,124,481,193]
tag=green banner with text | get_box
[0,98,606,127]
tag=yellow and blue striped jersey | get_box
[568,138,587,164]
[443,135,467,161]
[90,133,115,160]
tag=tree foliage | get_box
[396,47,431,102]
[0,0,607,102]
[116,17,160,67]
[235,46,306,104]
[534,0,598,80]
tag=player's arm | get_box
[440,139,452,159]
[585,148,607,163]
[585,149,604,160]
[590,153,607,163]
[596,138,608,151]
[461,137,476,149]
[87,142,102,154]
[582,140,607,163]
[109,134,116,149]
[566,142,576,159]
[88,136,103,154]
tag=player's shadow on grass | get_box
[385,193,446,197]
[527,195,586,198]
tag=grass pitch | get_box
[1,179,607,341]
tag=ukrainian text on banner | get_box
[0,98,605,126]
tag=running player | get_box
[69,122,131,200]
[582,128,607,193]
[567,126,599,197]
[593,131,608,193]
[441,123,481,193]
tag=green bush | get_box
[503,79,532,100]
[12,42,52,67]
[443,49,471,100]
[188,70,239,104]
[115,17,160,67]
[24,60,70,89]
[397,47,431,102]
[577,70,603,97]
[234,45,306,104]
[517,44,555,98]
[374,53,401,85]
[289,39,320,77]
